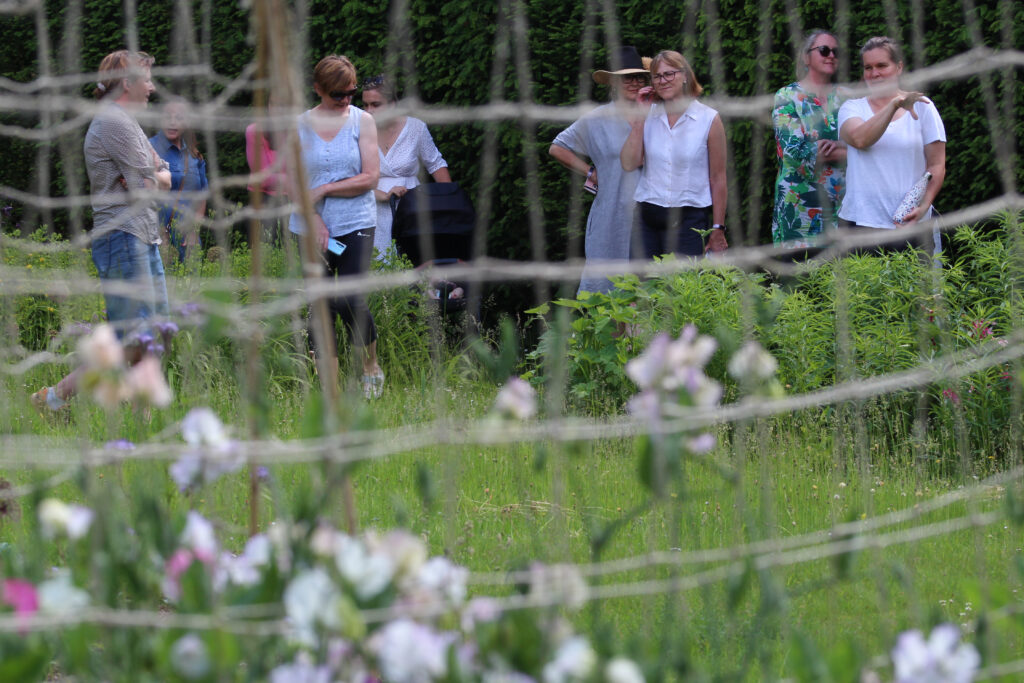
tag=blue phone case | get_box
[326,238,346,255]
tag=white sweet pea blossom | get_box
[37,570,89,614]
[411,556,469,606]
[626,327,720,402]
[38,499,94,540]
[461,596,502,632]
[891,623,979,683]
[368,529,428,581]
[78,324,124,371]
[125,355,172,407]
[171,408,243,491]
[268,653,332,683]
[171,633,212,680]
[180,511,219,561]
[182,408,230,449]
[215,534,272,590]
[529,563,589,611]
[727,340,778,382]
[542,636,597,683]
[369,619,454,683]
[335,534,395,601]
[605,657,645,683]
[284,568,342,646]
[494,377,537,420]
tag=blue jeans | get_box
[91,230,169,339]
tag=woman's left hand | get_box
[900,204,928,225]
[705,228,728,254]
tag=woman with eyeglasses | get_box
[838,36,945,252]
[548,46,650,294]
[771,30,846,247]
[360,74,451,261]
[287,54,384,398]
[621,50,728,259]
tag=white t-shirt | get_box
[838,97,945,229]
[634,99,717,208]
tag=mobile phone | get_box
[326,238,346,255]
[583,166,598,195]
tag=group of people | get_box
[31,35,947,412]
[553,34,946,296]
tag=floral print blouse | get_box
[771,82,845,245]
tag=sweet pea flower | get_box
[182,408,230,449]
[2,579,38,617]
[269,654,333,683]
[494,377,537,420]
[284,568,341,646]
[78,323,123,371]
[171,633,211,680]
[335,535,395,601]
[38,498,94,540]
[170,409,242,491]
[125,355,172,407]
[605,658,645,683]
[542,636,597,683]
[727,341,778,383]
[368,619,454,683]
[37,570,89,615]
[368,529,428,581]
[891,623,979,683]
[410,556,469,606]
[181,511,218,561]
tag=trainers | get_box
[30,387,69,417]
[29,387,50,413]
[361,370,384,400]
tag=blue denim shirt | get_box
[149,131,208,230]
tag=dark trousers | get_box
[837,222,933,256]
[635,202,710,259]
[298,229,378,350]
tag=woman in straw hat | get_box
[549,46,650,295]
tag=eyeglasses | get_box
[652,69,682,83]
[807,45,839,58]
[619,74,649,85]
[328,87,358,100]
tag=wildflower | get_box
[605,657,645,683]
[36,569,88,618]
[171,409,242,491]
[125,355,172,407]
[215,534,271,590]
[255,466,270,480]
[335,534,395,601]
[368,619,454,683]
[410,556,469,606]
[171,633,211,680]
[105,439,135,451]
[727,340,778,382]
[156,320,179,337]
[182,408,230,449]
[284,568,342,645]
[494,377,537,420]
[461,596,502,631]
[542,636,597,683]
[2,579,38,631]
[162,548,197,601]
[79,324,123,371]
[686,433,716,454]
[38,498,94,540]
[180,511,218,560]
[891,623,979,683]
[941,389,961,406]
[368,529,428,581]
[269,653,332,683]
[971,320,993,340]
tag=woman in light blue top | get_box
[288,54,384,398]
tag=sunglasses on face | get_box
[362,74,385,89]
[807,45,839,58]
[619,74,649,85]
[329,87,359,100]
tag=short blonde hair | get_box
[313,55,357,94]
[94,50,154,100]
[650,50,703,97]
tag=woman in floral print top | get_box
[771,30,847,246]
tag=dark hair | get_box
[94,50,154,100]
[650,50,703,97]
[860,36,903,65]
[313,55,357,95]
[361,74,397,103]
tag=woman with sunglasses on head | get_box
[549,46,650,294]
[838,36,945,252]
[771,31,846,247]
[621,50,728,259]
[150,97,208,264]
[360,74,451,261]
[288,54,384,398]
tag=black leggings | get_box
[299,229,378,349]
[635,202,710,259]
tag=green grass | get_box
[2,229,1024,680]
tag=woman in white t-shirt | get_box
[838,36,946,251]
[621,50,728,258]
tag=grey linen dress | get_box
[552,102,639,295]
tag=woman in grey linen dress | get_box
[549,46,649,295]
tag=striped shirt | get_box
[84,102,168,243]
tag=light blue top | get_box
[288,106,376,237]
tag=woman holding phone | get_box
[549,46,650,294]
[621,50,728,258]
[288,54,384,398]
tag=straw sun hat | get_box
[592,46,652,85]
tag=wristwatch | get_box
[712,224,725,231]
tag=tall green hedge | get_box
[1,0,1021,268]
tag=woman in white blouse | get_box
[360,75,452,260]
[621,50,728,258]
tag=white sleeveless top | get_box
[634,99,717,208]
